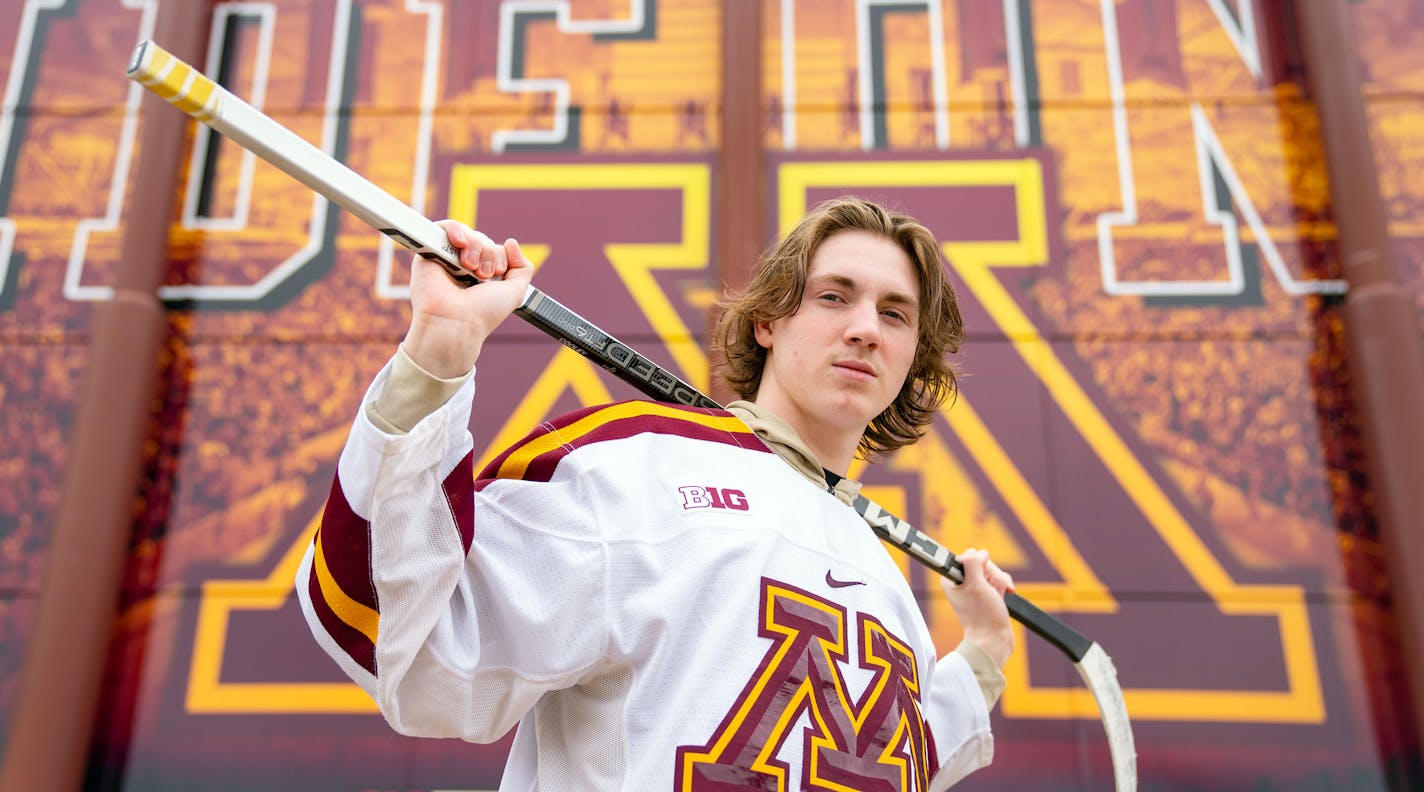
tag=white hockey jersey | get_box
[297,359,994,791]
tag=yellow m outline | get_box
[780,159,1323,725]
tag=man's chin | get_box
[819,395,888,430]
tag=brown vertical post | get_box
[712,0,764,403]
[1294,0,1424,758]
[0,4,211,790]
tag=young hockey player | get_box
[298,197,1015,790]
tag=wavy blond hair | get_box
[715,197,963,459]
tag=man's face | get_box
[753,229,922,447]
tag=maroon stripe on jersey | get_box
[476,402,610,478]
[924,719,941,778]
[477,400,768,485]
[307,569,376,675]
[443,451,475,554]
[318,472,378,613]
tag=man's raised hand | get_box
[942,548,1016,668]
[404,219,534,378]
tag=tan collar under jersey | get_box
[725,400,863,507]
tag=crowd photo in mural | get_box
[2,0,1423,790]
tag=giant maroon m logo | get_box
[676,578,936,792]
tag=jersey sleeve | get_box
[295,357,609,742]
[925,650,996,790]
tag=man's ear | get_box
[753,320,773,349]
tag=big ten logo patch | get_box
[678,485,749,511]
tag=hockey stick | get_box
[127,39,1135,790]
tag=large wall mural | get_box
[1,0,1421,789]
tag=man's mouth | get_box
[833,360,876,379]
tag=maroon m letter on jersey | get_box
[675,578,937,791]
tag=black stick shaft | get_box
[515,289,716,409]
[853,495,1095,661]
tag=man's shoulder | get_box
[477,399,771,483]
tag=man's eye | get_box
[819,293,844,303]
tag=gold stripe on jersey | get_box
[494,401,758,482]
[313,528,379,644]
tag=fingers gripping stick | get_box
[128,39,1135,790]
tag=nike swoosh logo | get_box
[825,570,865,589]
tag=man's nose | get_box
[844,303,881,347]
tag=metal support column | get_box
[712,0,764,403]
[1294,0,1424,760]
[0,3,212,789]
